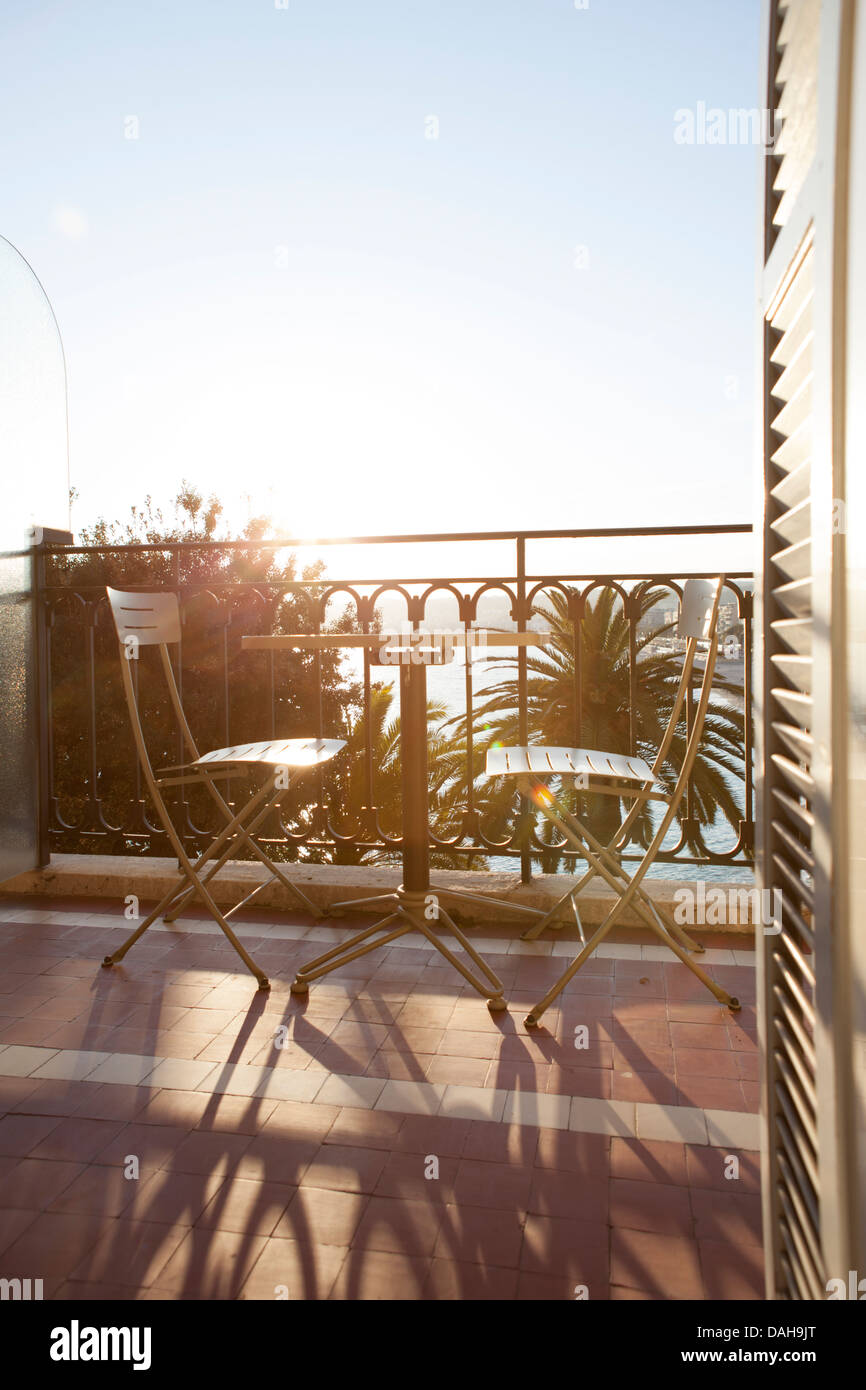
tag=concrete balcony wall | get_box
[0,852,757,937]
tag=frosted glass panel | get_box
[0,237,70,882]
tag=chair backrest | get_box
[631,576,724,879]
[677,578,718,640]
[104,587,210,874]
[602,578,725,859]
[587,575,729,922]
[648,577,724,773]
[586,581,728,884]
[105,587,201,779]
[106,588,181,647]
[671,575,724,769]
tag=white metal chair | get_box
[101,588,345,991]
[485,578,742,1025]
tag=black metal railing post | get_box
[516,536,531,885]
[33,531,51,868]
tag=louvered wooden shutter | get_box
[763,236,822,1299]
[757,0,859,1301]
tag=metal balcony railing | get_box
[34,525,754,880]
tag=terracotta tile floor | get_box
[0,895,763,1300]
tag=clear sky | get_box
[1,0,762,577]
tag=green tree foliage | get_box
[46,485,367,858]
[328,683,498,870]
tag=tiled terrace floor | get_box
[0,895,763,1300]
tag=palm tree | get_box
[444,584,748,872]
[325,681,511,869]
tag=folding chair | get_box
[484,578,742,1025]
[101,588,345,991]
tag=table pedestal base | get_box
[290,887,507,1011]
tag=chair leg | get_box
[164,773,320,922]
[525,892,740,1027]
[164,824,321,921]
[521,779,698,951]
[101,846,227,967]
[523,944,738,1025]
[103,858,272,989]
[525,915,620,1026]
[101,885,181,967]
[519,796,705,954]
[643,913,739,1007]
[221,780,322,916]
[162,785,285,920]
[519,787,740,1026]
[522,868,705,955]
[643,895,705,955]
[118,795,272,934]
[103,785,278,989]
[567,818,707,954]
[194,880,273,989]
[519,863,597,939]
[191,759,325,918]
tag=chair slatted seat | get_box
[487,745,654,782]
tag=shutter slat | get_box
[771,498,810,547]
[770,786,814,836]
[771,537,811,583]
[770,618,811,656]
[772,852,815,914]
[771,685,812,727]
[772,577,811,619]
[771,462,810,509]
[771,815,814,872]
[769,653,812,693]
[771,379,813,439]
[770,753,813,797]
[770,719,812,761]
[770,420,812,475]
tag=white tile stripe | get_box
[0,1043,760,1150]
[0,906,754,965]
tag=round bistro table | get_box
[241,629,551,1011]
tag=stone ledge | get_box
[1,853,757,937]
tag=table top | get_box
[242,630,553,653]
